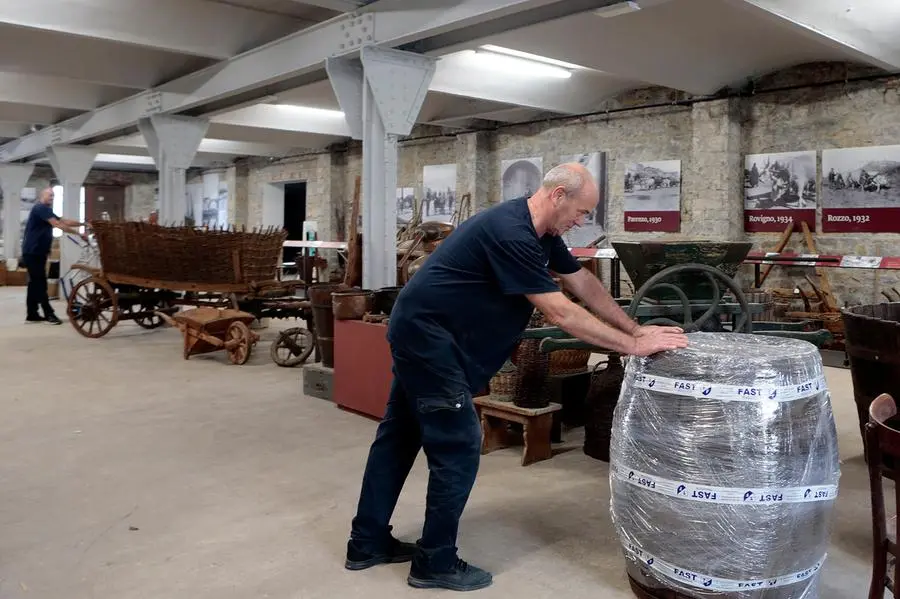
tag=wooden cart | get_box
[64,221,319,367]
[158,307,259,365]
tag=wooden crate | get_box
[6,269,27,286]
[303,363,334,401]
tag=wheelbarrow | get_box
[157,306,260,365]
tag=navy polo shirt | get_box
[22,203,58,256]
[387,196,582,394]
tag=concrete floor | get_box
[0,286,875,599]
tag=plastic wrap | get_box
[609,332,840,599]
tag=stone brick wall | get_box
[26,166,157,221]
[741,65,900,306]
[228,61,900,306]
[490,102,694,239]
[243,153,337,243]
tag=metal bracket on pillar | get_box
[47,146,97,190]
[0,164,36,261]
[360,46,436,136]
[46,145,97,281]
[138,114,209,225]
[325,56,364,141]
[329,45,436,290]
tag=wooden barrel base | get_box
[629,575,699,599]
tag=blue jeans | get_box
[349,350,483,572]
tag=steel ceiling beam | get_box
[0,0,622,163]
[0,0,312,60]
[285,0,370,11]
[728,0,900,70]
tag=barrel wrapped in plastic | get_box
[610,333,840,598]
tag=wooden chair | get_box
[865,392,900,598]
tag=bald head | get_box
[541,162,594,196]
[528,162,599,236]
[39,187,54,206]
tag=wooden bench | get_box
[474,396,562,466]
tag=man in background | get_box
[22,187,86,324]
[345,163,687,591]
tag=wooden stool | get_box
[474,396,562,466]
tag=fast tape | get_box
[624,541,825,592]
[630,373,827,403]
[612,465,839,505]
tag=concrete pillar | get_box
[138,115,209,225]
[456,131,492,214]
[684,98,744,240]
[47,146,97,277]
[327,46,436,289]
[0,164,36,261]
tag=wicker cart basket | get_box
[90,221,286,287]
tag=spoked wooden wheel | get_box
[226,321,253,365]
[270,327,315,367]
[130,290,168,330]
[67,276,119,338]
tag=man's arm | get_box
[57,217,82,227]
[47,217,86,238]
[527,291,688,356]
[558,267,638,335]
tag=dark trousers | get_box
[23,253,55,319]
[349,351,483,572]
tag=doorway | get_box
[84,186,126,222]
[282,182,307,264]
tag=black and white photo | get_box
[624,160,682,212]
[560,152,608,247]
[743,151,816,210]
[822,145,900,208]
[501,157,543,202]
[821,144,900,232]
[422,164,457,224]
[396,187,415,225]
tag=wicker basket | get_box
[549,348,591,374]
[489,359,517,400]
[742,289,775,321]
[90,221,286,286]
[583,354,625,462]
[528,310,546,328]
[512,338,550,409]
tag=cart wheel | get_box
[135,292,169,330]
[270,327,315,367]
[227,321,253,365]
[66,276,119,338]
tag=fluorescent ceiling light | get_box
[95,153,155,165]
[272,104,345,118]
[594,1,641,18]
[468,49,573,79]
[478,44,583,70]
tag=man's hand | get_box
[629,325,689,356]
[634,324,685,338]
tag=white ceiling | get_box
[0,0,897,170]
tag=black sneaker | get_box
[408,558,493,591]
[345,537,417,571]
[25,315,45,324]
[46,315,63,325]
